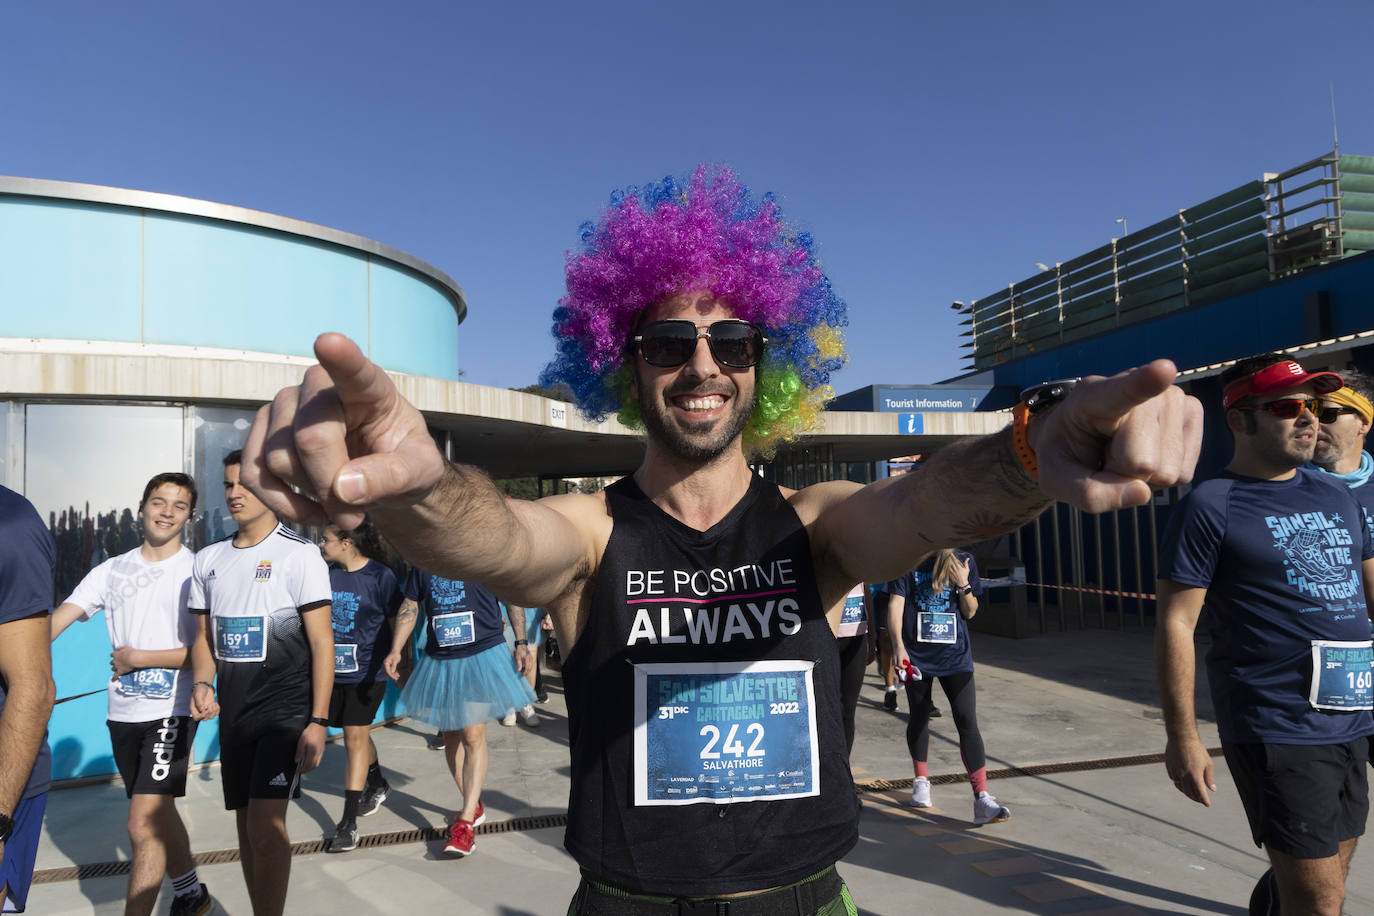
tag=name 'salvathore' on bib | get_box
[624,560,803,646]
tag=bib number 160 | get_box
[700,723,765,759]
[1348,670,1373,690]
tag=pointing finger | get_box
[1076,360,1179,431]
[314,332,402,419]
[242,404,329,526]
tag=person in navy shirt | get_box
[318,519,401,853]
[884,549,1008,824]
[1157,353,1374,915]
[384,571,534,857]
[1308,368,1374,546]
[0,486,56,915]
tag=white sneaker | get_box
[499,709,517,727]
[973,791,1010,824]
[518,704,540,727]
[909,777,932,808]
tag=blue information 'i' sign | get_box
[899,413,923,435]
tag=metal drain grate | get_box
[33,750,1216,885]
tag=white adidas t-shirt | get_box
[65,546,197,722]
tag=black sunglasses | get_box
[1318,405,1360,424]
[1234,397,1320,420]
[633,320,768,369]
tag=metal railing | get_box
[960,152,1374,371]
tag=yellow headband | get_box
[1325,386,1374,424]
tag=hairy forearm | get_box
[828,428,1050,585]
[373,464,583,607]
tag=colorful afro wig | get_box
[538,163,848,458]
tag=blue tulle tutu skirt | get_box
[402,642,537,731]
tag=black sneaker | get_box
[359,779,390,817]
[169,883,212,916]
[426,732,445,751]
[328,820,359,853]
[928,704,943,718]
[883,689,898,712]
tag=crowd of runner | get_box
[6,162,1357,916]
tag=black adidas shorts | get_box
[108,716,197,798]
[1223,738,1370,858]
[328,678,387,727]
[219,727,303,810]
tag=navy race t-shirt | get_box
[329,559,401,683]
[0,486,55,798]
[401,570,506,660]
[884,551,982,678]
[1159,469,1374,745]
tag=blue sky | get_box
[5,1,1371,394]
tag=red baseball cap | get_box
[1222,359,1343,409]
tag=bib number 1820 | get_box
[699,723,765,759]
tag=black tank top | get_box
[562,474,859,895]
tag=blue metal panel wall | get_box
[143,213,370,360]
[0,199,143,341]
[368,259,462,381]
[962,251,1374,392]
[0,195,464,382]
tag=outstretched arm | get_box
[810,360,1202,586]
[241,333,595,608]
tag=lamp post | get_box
[1115,217,1128,238]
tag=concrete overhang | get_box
[0,341,1010,478]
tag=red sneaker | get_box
[472,801,486,827]
[444,817,475,857]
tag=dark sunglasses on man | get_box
[1233,397,1321,420]
[1317,404,1362,424]
[633,319,768,369]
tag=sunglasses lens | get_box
[707,322,763,368]
[1262,399,1317,419]
[639,323,698,367]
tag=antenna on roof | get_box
[1330,80,1340,153]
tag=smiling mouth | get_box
[674,394,728,412]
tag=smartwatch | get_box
[309,716,331,728]
[1019,378,1080,414]
[954,584,974,596]
[514,639,529,647]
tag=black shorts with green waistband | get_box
[567,866,850,916]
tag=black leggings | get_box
[902,670,984,771]
[836,635,868,754]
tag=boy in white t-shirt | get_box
[51,473,211,916]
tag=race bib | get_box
[335,644,359,674]
[216,616,267,662]
[1309,640,1374,711]
[839,595,866,627]
[633,660,819,807]
[917,610,957,644]
[434,612,475,648]
[116,668,176,700]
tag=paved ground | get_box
[27,628,1374,914]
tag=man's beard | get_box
[1252,426,1315,472]
[637,371,756,463]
